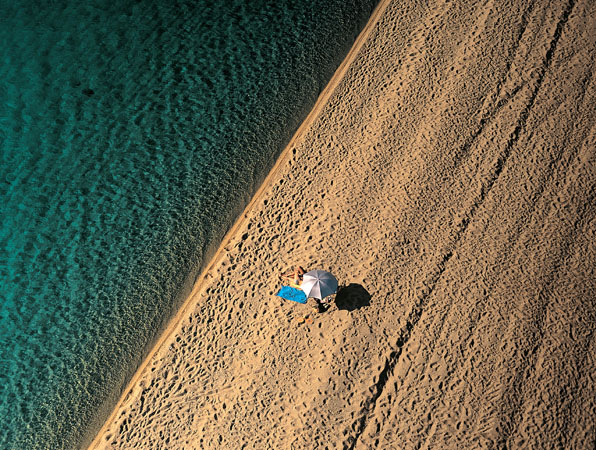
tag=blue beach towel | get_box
[276,286,307,304]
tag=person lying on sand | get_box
[280,266,305,288]
[280,266,331,313]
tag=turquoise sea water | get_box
[0,0,376,447]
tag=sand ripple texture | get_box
[93,0,596,448]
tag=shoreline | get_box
[85,1,392,447]
[89,0,596,447]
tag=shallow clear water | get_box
[0,0,376,447]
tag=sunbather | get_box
[280,266,305,288]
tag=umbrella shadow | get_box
[334,283,371,311]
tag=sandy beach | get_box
[89,0,596,448]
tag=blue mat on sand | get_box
[277,286,307,304]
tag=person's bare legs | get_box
[292,266,304,285]
[280,267,294,279]
[280,266,306,284]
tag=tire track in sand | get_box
[343,1,577,448]
[496,193,594,447]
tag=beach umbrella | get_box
[301,269,338,300]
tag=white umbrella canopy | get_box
[301,270,338,300]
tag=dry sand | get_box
[89,0,596,448]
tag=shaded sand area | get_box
[90,0,596,448]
